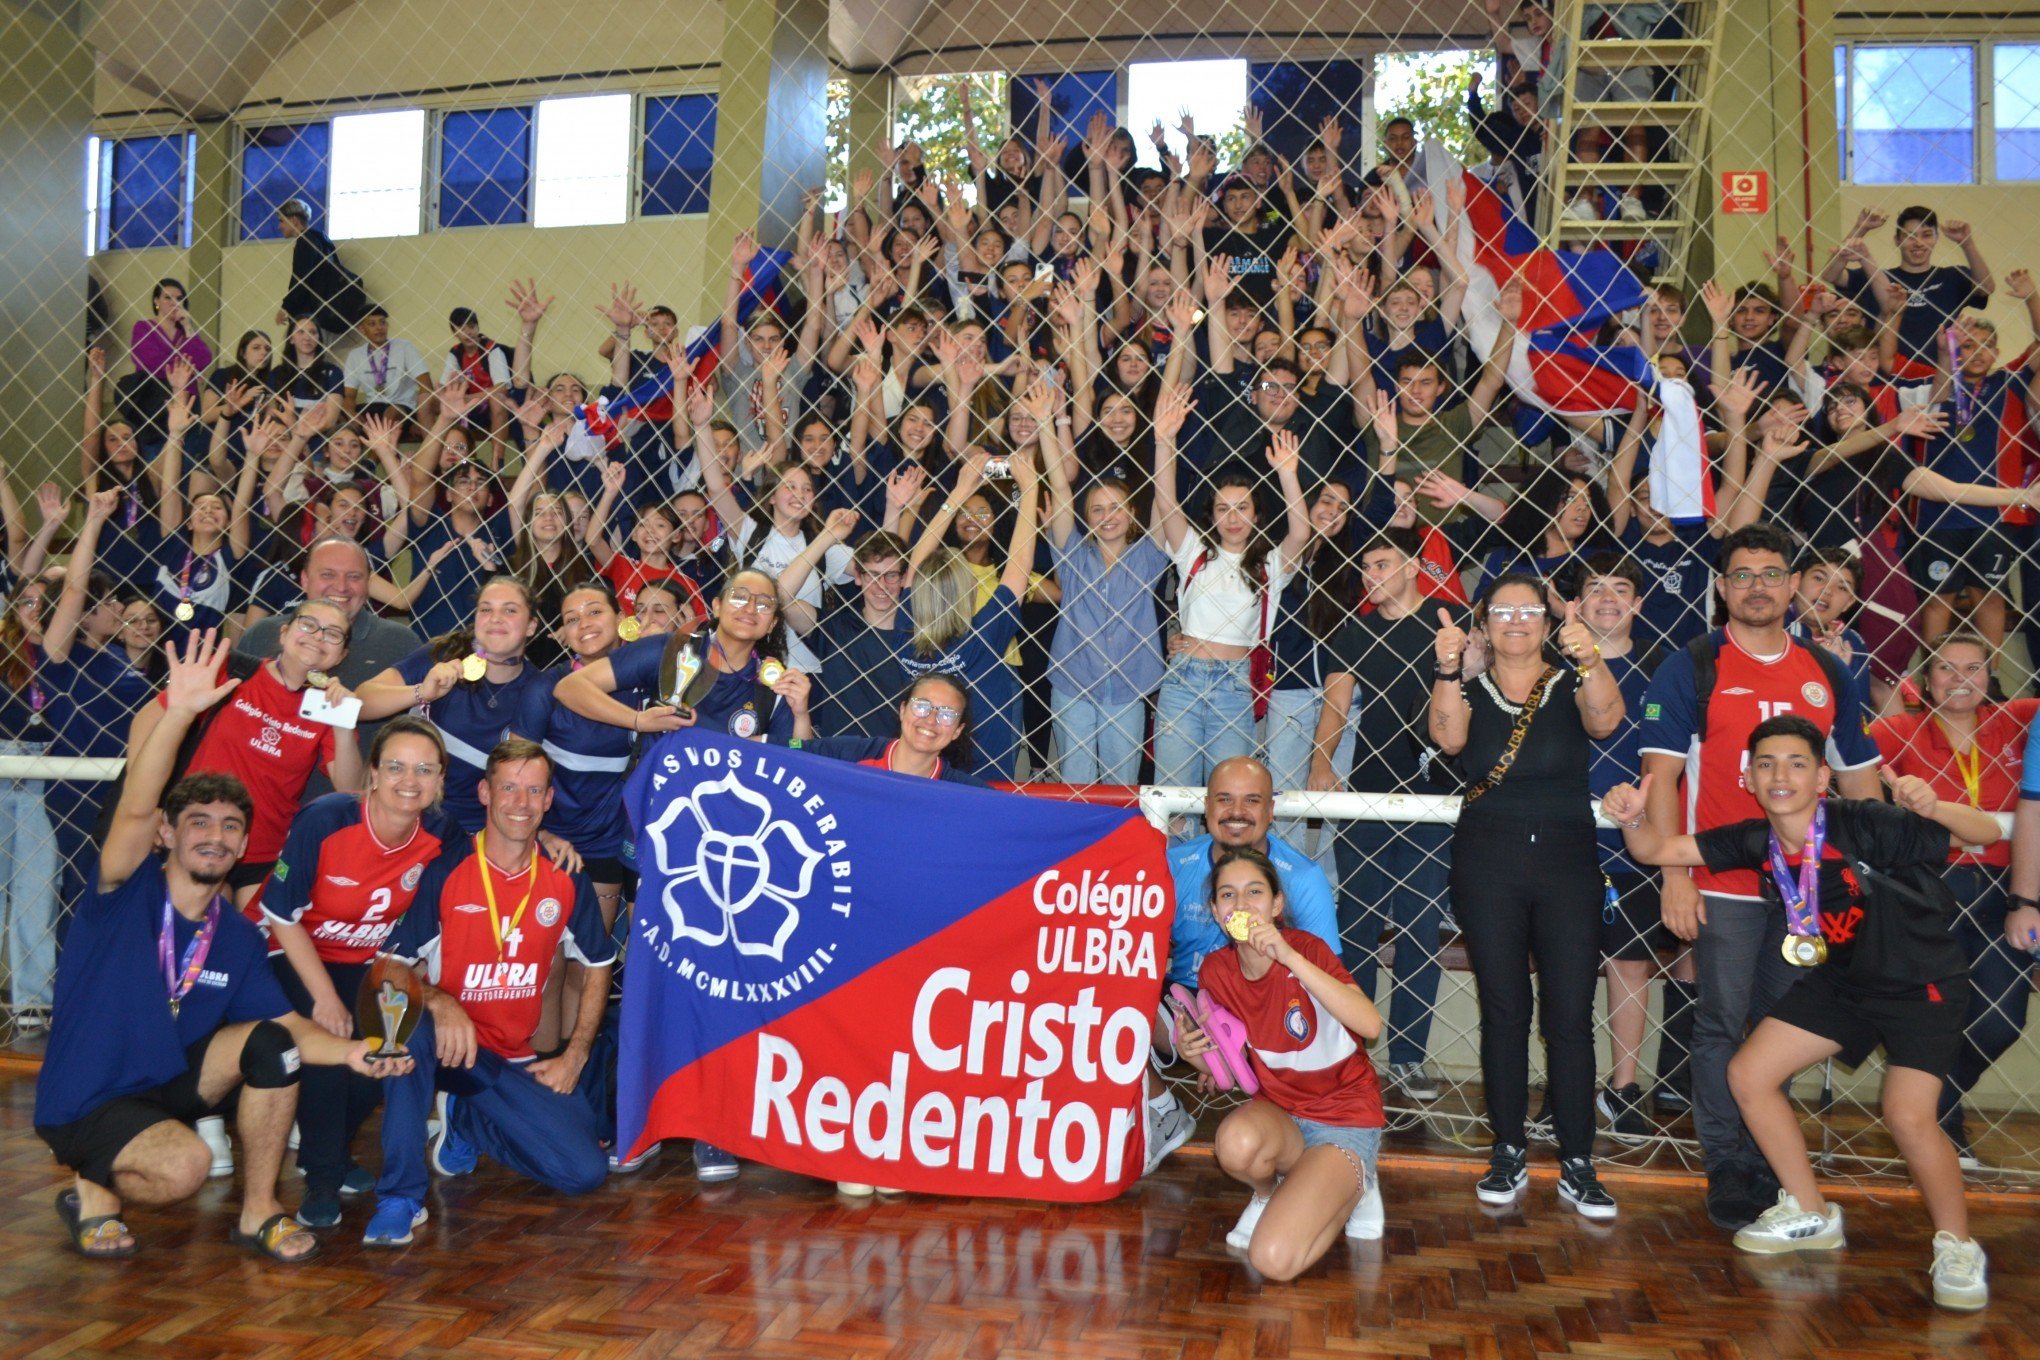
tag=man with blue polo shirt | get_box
[1143,757,1343,1174]
[34,631,400,1263]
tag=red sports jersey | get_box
[856,741,953,778]
[600,553,708,621]
[258,793,453,963]
[1199,930,1384,1129]
[1871,701,2037,867]
[392,845,612,1060]
[175,662,338,862]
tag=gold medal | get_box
[1958,426,1975,444]
[1782,933,1828,968]
[460,654,487,682]
[306,669,330,689]
[1223,910,1255,942]
[618,616,641,642]
[174,601,195,622]
[759,658,785,686]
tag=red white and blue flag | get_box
[682,246,794,383]
[618,731,1171,1200]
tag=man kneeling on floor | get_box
[34,632,405,1263]
[364,736,616,1246]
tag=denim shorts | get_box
[1295,1116,1381,1192]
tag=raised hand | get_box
[685,382,715,428]
[506,278,553,327]
[1266,428,1302,480]
[596,282,641,331]
[1556,600,1596,665]
[885,461,928,512]
[85,488,120,524]
[1434,607,1468,669]
[2007,268,2035,302]
[820,506,860,543]
[1202,253,1234,304]
[1717,367,1767,421]
[1152,384,1196,441]
[1881,766,1939,817]
[35,483,65,525]
[730,229,758,273]
[164,629,239,716]
[1943,219,1973,246]
[1700,278,1733,330]
[1600,772,1654,827]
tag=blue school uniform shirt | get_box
[1590,647,1658,876]
[393,647,550,833]
[1912,372,2022,535]
[509,636,662,860]
[1619,518,1715,653]
[41,643,154,757]
[405,507,514,642]
[888,584,1021,781]
[610,636,794,745]
[135,524,237,641]
[35,854,291,1128]
[1165,832,1341,990]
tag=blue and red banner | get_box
[618,731,1171,1200]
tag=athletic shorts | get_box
[1903,526,2014,596]
[1764,965,1969,1075]
[35,1033,223,1189]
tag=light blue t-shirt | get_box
[1165,831,1342,990]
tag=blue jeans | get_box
[1049,686,1147,785]
[1153,655,1255,789]
[0,758,56,1009]
[1263,686,1355,885]
[374,1012,607,1203]
[1692,892,1803,1173]
[1334,817,1451,1066]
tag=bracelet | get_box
[1432,666,1463,682]
[2011,895,2040,913]
[412,683,423,707]
[939,500,960,517]
[1622,816,1644,830]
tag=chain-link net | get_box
[2,0,2038,1192]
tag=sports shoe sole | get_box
[1933,1281,1988,1311]
[363,1206,429,1248]
[1558,1182,1619,1221]
[1475,1172,1528,1205]
[1733,1225,1844,1255]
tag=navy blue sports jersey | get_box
[393,647,551,832]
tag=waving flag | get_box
[681,246,794,383]
[618,731,1171,1200]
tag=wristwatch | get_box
[2011,895,2040,913]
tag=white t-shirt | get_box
[1171,533,1289,648]
[341,339,430,409]
[731,514,854,674]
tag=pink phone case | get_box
[1168,984,1259,1095]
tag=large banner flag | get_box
[617,731,1172,1201]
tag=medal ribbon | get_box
[369,343,391,392]
[1767,801,1826,940]
[178,546,196,611]
[474,831,538,959]
[160,893,222,1014]
[1948,741,1983,809]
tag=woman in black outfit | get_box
[1428,571,1625,1219]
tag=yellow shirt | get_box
[965,559,1044,666]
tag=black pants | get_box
[273,955,380,1196]
[1450,812,1604,1161]
[1940,865,2033,1133]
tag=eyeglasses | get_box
[1298,341,1333,354]
[1256,381,1298,395]
[908,697,963,727]
[1487,605,1547,623]
[723,590,778,615]
[858,567,905,585]
[292,617,348,645]
[378,759,442,779]
[1724,567,1790,588]
[957,507,994,522]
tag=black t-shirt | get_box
[1449,666,1593,824]
[808,593,906,741]
[1842,263,1985,364]
[1201,221,1291,305]
[1797,442,1912,548]
[1695,798,1963,992]
[1326,606,1463,794]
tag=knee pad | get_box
[241,1019,303,1089]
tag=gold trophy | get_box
[355,959,423,1061]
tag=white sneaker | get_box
[1930,1232,1988,1311]
[1732,1191,1844,1255]
[196,1115,234,1179]
[1225,1194,1271,1251]
[836,1181,875,1196]
[1344,1182,1385,1241]
[1144,1094,1195,1175]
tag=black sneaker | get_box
[1558,1157,1618,1220]
[1596,1083,1649,1142]
[1705,1166,1761,1231]
[1476,1145,1529,1205]
[1650,1083,1691,1115]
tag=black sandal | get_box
[56,1189,138,1260]
[229,1212,322,1264]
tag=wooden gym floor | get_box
[1,1072,2036,1360]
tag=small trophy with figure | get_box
[355,958,422,1062]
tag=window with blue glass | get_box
[1009,71,1118,166]
[240,123,331,241]
[1248,61,1368,166]
[1844,44,1975,184]
[99,132,194,251]
[642,93,718,217]
[1996,43,2040,181]
[439,107,533,228]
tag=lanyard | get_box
[179,547,195,605]
[160,892,222,1018]
[474,832,538,959]
[1767,802,1827,940]
[1947,740,1984,809]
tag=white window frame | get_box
[1832,36,2040,186]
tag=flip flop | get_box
[56,1189,138,1260]
[1198,998,1260,1096]
[229,1212,322,1264]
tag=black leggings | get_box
[1449,813,1604,1161]
[273,956,380,1196]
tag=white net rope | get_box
[1,0,2037,1190]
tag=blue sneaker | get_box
[362,1196,428,1247]
[338,1165,376,1198]
[295,1192,342,1229]
[693,1141,739,1182]
[430,1092,477,1177]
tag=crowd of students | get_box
[15,21,2040,1307]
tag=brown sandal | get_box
[229,1212,322,1264]
[56,1189,137,1260]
